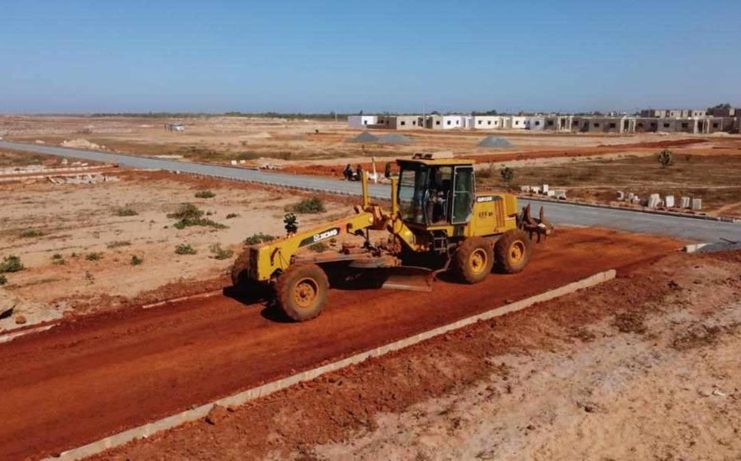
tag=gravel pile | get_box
[348,131,379,143]
[478,136,513,148]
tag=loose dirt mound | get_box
[478,136,513,149]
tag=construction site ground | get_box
[0,227,684,460]
[0,164,349,329]
[94,249,741,461]
[1,118,740,461]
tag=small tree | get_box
[284,213,298,235]
[657,149,673,168]
[500,166,514,187]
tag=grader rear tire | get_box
[495,229,531,274]
[276,264,329,322]
[454,237,494,284]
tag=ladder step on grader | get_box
[231,152,553,322]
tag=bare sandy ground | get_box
[312,292,741,460]
[0,170,347,329]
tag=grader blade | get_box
[381,266,433,292]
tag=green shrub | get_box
[0,255,24,273]
[173,218,226,230]
[85,252,103,261]
[168,203,226,229]
[115,207,138,217]
[209,243,234,260]
[288,196,326,214]
[0,274,6,285]
[195,190,216,199]
[168,203,204,220]
[20,228,44,238]
[52,254,66,265]
[130,255,144,266]
[226,213,239,219]
[175,243,197,255]
[500,166,514,184]
[244,233,276,245]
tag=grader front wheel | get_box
[276,264,329,322]
[454,237,494,284]
[495,229,532,274]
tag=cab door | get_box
[451,166,474,224]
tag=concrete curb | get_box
[683,243,710,253]
[49,269,616,460]
[0,324,56,344]
[141,290,222,310]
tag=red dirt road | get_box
[0,228,682,460]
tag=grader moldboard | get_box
[231,152,553,321]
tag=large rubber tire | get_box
[231,249,250,287]
[453,237,494,284]
[495,229,532,274]
[275,264,329,322]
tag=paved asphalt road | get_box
[3,140,740,243]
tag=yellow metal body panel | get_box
[249,211,377,281]
[468,194,517,236]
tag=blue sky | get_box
[1,0,740,114]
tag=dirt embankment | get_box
[96,249,741,461]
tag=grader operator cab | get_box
[231,153,552,322]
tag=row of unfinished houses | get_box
[348,107,741,134]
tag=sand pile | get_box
[61,139,104,150]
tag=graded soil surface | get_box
[0,227,682,460]
[103,250,741,461]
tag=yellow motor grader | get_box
[231,152,551,321]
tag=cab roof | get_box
[397,152,475,167]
